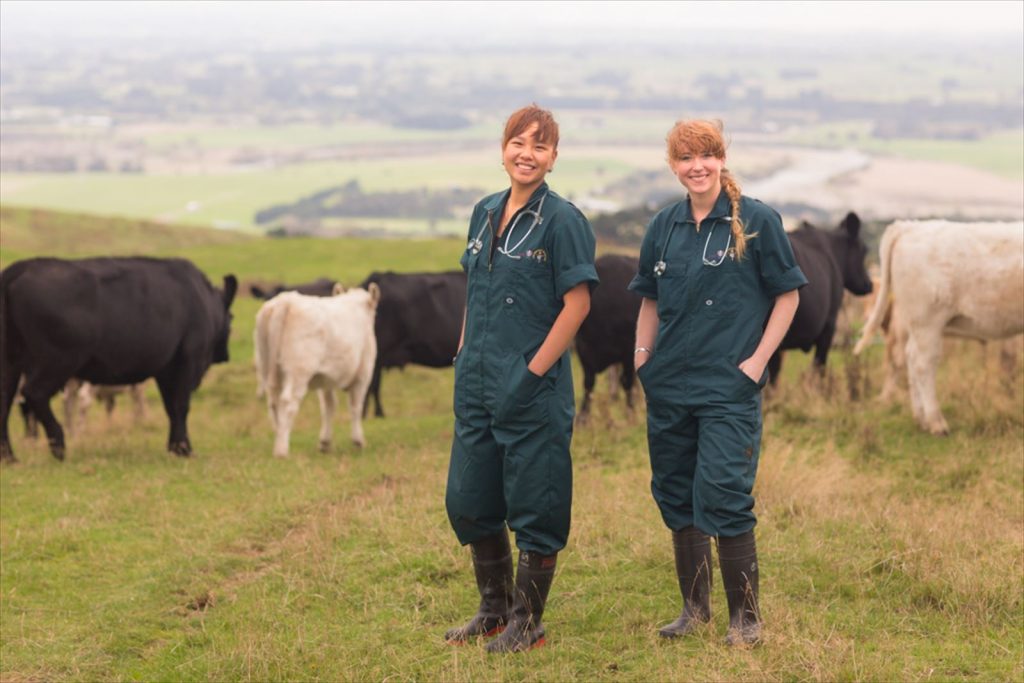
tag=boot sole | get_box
[445,624,506,645]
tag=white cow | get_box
[254,283,380,457]
[63,379,148,436]
[854,220,1024,434]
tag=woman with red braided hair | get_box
[628,119,806,646]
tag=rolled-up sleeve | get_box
[628,217,660,299]
[755,209,808,296]
[550,205,599,299]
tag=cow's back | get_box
[363,271,466,368]
[890,221,1024,339]
[4,257,226,385]
[271,291,378,389]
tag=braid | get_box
[720,169,755,260]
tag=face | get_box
[670,151,725,199]
[503,122,557,190]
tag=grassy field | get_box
[1,211,1022,681]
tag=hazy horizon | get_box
[2,0,1022,51]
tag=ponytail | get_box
[720,169,755,260]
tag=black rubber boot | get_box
[444,532,514,644]
[658,526,712,638]
[485,550,557,653]
[718,531,762,646]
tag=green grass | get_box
[1,211,1022,681]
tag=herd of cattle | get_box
[1,214,1021,462]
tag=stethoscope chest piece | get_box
[468,238,483,255]
[653,260,667,277]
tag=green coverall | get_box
[446,182,598,556]
[629,191,807,537]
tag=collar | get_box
[481,181,549,213]
[677,190,732,225]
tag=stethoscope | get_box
[467,192,548,259]
[653,216,733,277]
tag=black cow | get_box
[768,211,873,384]
[575,253,642,423]
[358,270,467,418]
[0,257,237,462]
[249,277,337,300]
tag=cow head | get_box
[834,212,873,296]
[214,274,238,363]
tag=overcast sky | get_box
[3,0,1022,49]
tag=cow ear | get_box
[223,274,238,308]
[841,212,861,239]
[332,283,346,296]
[367,282,381,307]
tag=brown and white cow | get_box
[854,220,1024,434]
[254,283,380,457]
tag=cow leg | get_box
[767,351,783,387]
[18,399,38,440]
[155,372,193,456]
[812,322,836,375]
[272,377,305,458]
[1,367,24,462]
[348,378,370,449]
[20,382,67,461]
[905,327,948,435]
[317,388,335,453]
[879,323,907,402]
[621,362,636,412]
[607,364,621,401]
[130,383,147,421]
[63,379,82,438]
[371,362,384,419]
[999,338,1020,396]
[576,367,596,426]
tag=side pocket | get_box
[495,354,550,424]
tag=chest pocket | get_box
[695,258,743,318]
[506,257,555,325]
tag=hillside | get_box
[0,205,253,268]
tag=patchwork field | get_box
[2,117,1021,234]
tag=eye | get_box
[680,154,693,162]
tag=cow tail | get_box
[262,301,290,398]
[254,305,270,398]
[853,223,901,355]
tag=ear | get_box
[367,282,381,307]
[222,274,238,308]
[841,211,861,239]
[332,282,346,296]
